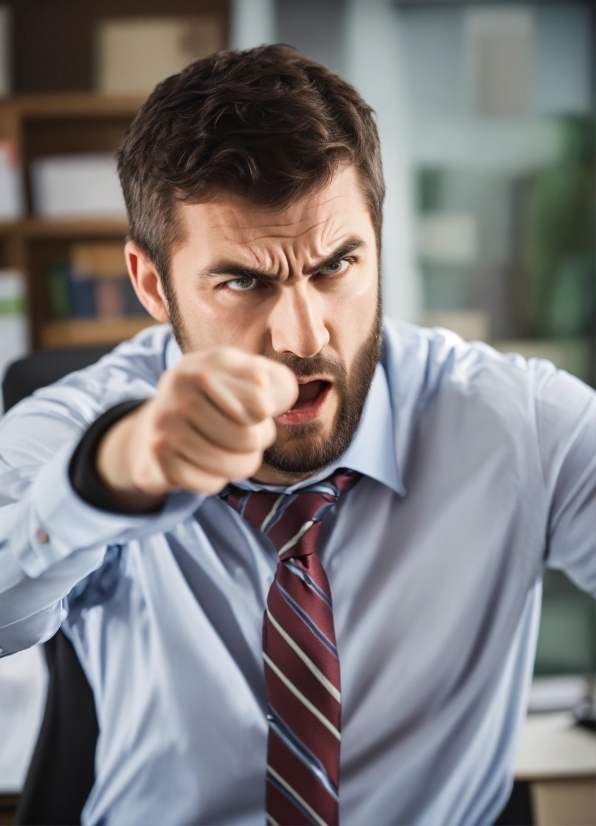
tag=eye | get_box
[224,276,258,292]
[319,258,350,276]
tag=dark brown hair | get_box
[116,43,385,297]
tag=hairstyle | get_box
[116,43,385,299]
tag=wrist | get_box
[96,405,166,512]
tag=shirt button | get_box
[36,528,50,544]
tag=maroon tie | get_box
[221,469,361,826]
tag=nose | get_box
[269,282,329,358]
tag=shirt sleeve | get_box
[69,398,150,513]
[534,360,596,596]
[0,374,203,657]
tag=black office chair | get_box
[1,346,534,826]
[3,346,110,826]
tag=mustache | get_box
[270,352,347,381]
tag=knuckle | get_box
[153,408,176,433]
[172,394,193,420]
[192,366,214,396]
[248,390,273,421]
[190,365,209,389]
[150,433,170,459]
[242,426,262,451]
[248,362,269,389]
[170,371,187,393]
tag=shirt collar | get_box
[165,335,183,371]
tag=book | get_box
[46,263,72,320]
[46,262,94,319]
[95,280,125,318]
[31,153,126,218]
[46,242,149,322]
[0,140,24,220]
[68,268,96,318]
[0,271,29,403]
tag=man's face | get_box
[161,165,381,481]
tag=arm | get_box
[0,395,201,656]
[0,346,297,655]
[535,361,596,596]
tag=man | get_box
[0,45,594,826]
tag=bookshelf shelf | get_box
[41,317,157,348]
[0,217,130,237]
[0,94,145,118]
[0,94,145,350]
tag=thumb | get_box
[265,360,299,417]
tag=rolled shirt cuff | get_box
[7,436,204,579]
[68,399,150,514]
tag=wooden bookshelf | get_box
[0,217,130,238]
[41,317,157,348]
[0,94,147,350]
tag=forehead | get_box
[176,165,374,258]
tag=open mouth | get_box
[294,379,329,409]
[278,379,331,424]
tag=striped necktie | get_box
[221,469,361,826]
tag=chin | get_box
[272,418,322,450]
[264,414,343,475]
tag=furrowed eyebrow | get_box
[200,237,366,281]
[303,238,365,275]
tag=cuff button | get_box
[36,528,50,544]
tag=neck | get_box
[252,462,320,487]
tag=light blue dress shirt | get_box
[0,319,594,826]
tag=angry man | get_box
[0,45,594,826]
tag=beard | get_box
[263,304,382,475]
[168,286,382,477]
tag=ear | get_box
[124,240,171,323]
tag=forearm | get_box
[0,410,202,655]
[0,533,104,655]
[0,453,109,654]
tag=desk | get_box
[514,713,596,826]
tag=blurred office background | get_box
[0,0,593,820]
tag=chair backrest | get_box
[15,631,99,826]
[2,346,110,826]
[2,345,111,412]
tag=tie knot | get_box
[221,469,360,560]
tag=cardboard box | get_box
[96,16,225,95]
